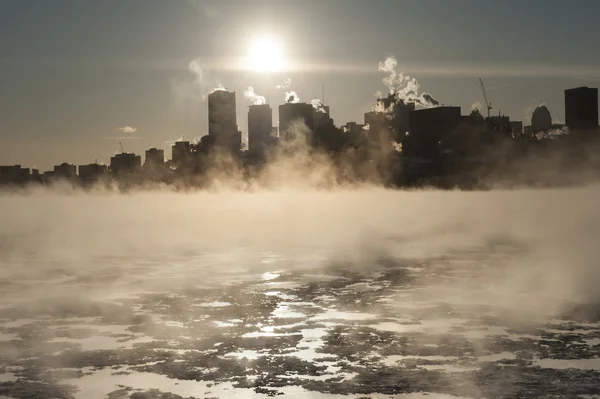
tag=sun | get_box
[245,36,285,73]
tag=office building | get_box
[248,104,273,153]
[53,163,77,179]
[0,165,30,184]
[485,115,511,135]
[171,141,191,165]
[406,106,462,158]
[565,87,598,130]
[110,153,141,175]
[510,121,524,136]
[208,90,241,151]
[365,96,414,143]
[531,105,552,133]
[79,163,107,182]
[145,148,164,166]
[279,103,315,140]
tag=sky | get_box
[1,0,600,170]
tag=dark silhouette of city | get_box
[1,78,599,190]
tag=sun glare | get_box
[245,36,285,73]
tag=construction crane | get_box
[479,77,492,118]
[119,141,124,153]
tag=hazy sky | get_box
[2,0,600,170]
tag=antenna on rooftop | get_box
[119,142,124,153]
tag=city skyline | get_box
[2,0,600,170]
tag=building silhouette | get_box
[279,103,315,141]
[248,104,273,154]
[406,106,462,158]
[171,141,191,165]
[208,90,241,151]
[53,163,77,179]
[145,148,164,166]
[565,87,598,130]
[364,96,414,143]
[531,105,553,133]
[510,121,524,136]
[312,103,331,128]
[79,163,107,182]
[0,165,30,184]
[110,153,141,175]
[485,115,512,135]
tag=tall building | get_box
[531,105,552,133]
[208,90,241,151]
[485,115,512,135]
[0,165,30,184]
[248,104,273,153]
[364,111,392,143]
[565,87,598,130]
[53,163,77,179]
[364,96,415,143]
[312,104,331,127]
[171,141,191,165]
[110,153,141,175]
[510,121,524,136]
[79,163,107,182]
[279,103,314,140]
[406,106,462,158]
[145,148,164,166]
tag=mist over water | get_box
[2,186,600,398]
[2,186,599,318]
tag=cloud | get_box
[117,126,137,134]
[471,101,482,111]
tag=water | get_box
[2,188,600,398]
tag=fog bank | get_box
[1,187,598,324]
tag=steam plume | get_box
[285,91,300,104]
[210,84,227,94]
[378,55,439,108]
[276,77,292,90]
[311,99,326,113]
[189,59,204,86]
[244,87,266,105]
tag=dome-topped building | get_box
[531,105,552,133]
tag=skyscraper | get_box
[279,103,314,141]
[364,96,415,143]
[110,153,141,175]
[208,90,241,151]
[248,104,273,153]
[53,163,77,179]
[171,141,191,165]
[565,87,598,130]
[145,148,165,166]
[406,106,462,158]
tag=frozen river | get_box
[1,188,600,398]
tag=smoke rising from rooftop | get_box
[276,77,292,90]
[285,91,300,104]
[311,99,326,113]
[378,55,440,108]
[244,87,266,105]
